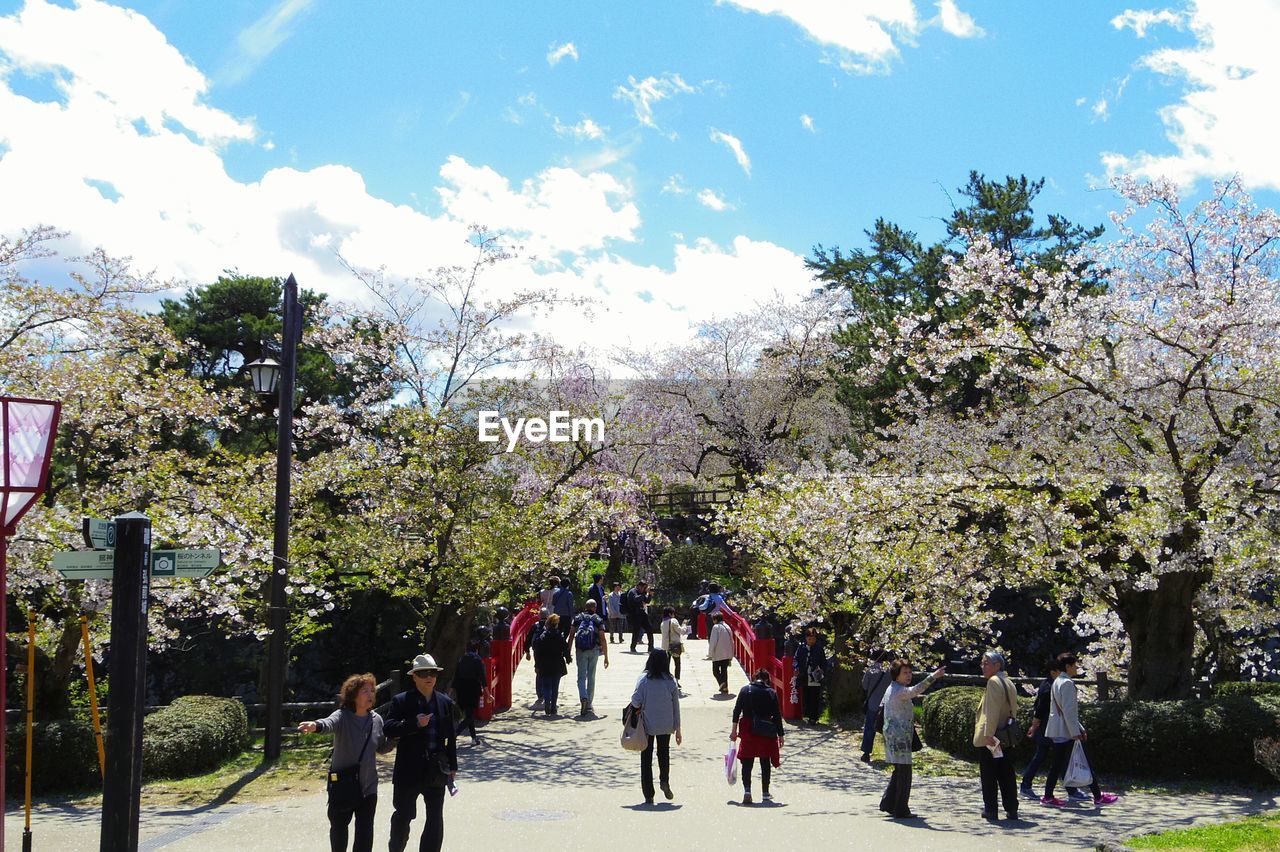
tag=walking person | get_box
[730,669,784,805]
[879,659,946,819]
[794,627,831,724]
[1021,658,1077,799]
[708,612,734,695]
[860,657,892,762]
[1041,653,1120,808]
[452,641,485,745]
[383,654,458,852]
[629,649,682,804]
[607,581,625,644]
[298,673,391,852]
[540,577,558,612]
[974,651,1019,821]
[660,606,685,686]
[572,599,610,716]
[532,613,571,716]
[551,576,575,639]
[626,580,654,652]
[587,572,607,623]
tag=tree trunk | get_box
[42,617,84,720]
[423,603,476,691]
[1115,570,1206,700]
[605,537,625,586]
[827,612,860,717]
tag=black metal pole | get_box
[100,512,150,852]
[263,274,300,762]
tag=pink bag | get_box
[724,743,739,784]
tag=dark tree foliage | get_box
[809,172,1104,439]
[159,274,387,455]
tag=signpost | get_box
[82,517,116,549]
[50,530,219,852]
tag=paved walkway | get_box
[6,638,1276,850]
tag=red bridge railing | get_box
[718,604,800,720]
[475,599,540,721]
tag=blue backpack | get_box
[574,616,599,651]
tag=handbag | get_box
[995,679,1023,750]
[621,705,647,752]
[911,726,923,752]
[423,751,453,789]
[873,705,884,733]
[1063,740,1093,788]
[326,722,373,809]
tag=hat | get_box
[409,654,443,674]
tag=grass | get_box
[40,737,378,809]
[1127,810,1280,850]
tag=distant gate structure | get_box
[645,487,735,516]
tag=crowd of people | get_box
[300,573,1120,851]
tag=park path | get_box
[5,637,1276,850]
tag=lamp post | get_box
[1,396,61,851]
[245,274,302,762]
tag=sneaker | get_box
[762,792,772,802]
[742,793,753,805]
[1040,796,1068,808]
[1094,793,1120,806]
[981,810,998,820]
[860,753,872,764]
[662,785,673,800]
[1067,788,1090,801]
[1020,785,1037,800]
[532,699,544,709]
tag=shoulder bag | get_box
[621,704,648,752]
[995,678,1023,750]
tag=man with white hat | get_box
[384,653,458,852]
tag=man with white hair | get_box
[973,650,1019,821]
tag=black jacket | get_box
[382,688,458,784]
[733,682,784,740]
[1033,677,1053,723]
[794,642,830,682]
[532,628,570,676]
[454,652,486,688]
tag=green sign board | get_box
[151,548,220,578]
[53,550,115,580]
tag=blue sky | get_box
[2,0,1278,353]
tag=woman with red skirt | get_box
[729,668,784,805]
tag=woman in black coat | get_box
[793,628,831,725]
[532,613,571,716]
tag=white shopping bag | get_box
[1062,740,1093,788]
[724,743,739,785]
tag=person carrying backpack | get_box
[572,600,610,716]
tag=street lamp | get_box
[245,275,302,762]
[0,396,61,851]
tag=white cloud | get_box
[709,128,751,176]
[436,156,639,256]
[0,0,253,142]
[800,113,816,132]
[547,41,579,66]
[0,0,817,358]
[1103,0,1280,190]
[697,189,733,211]
[554,116,606,141]
[613,73,695,132]
[1111,9,1184,38]
[1092,97,1109,120]
[935,0,984,38]
[221,0,317,85]
[662,175,689,195]
[718,0,981,73]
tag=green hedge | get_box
[1217,681,1280,698]
[4,719,101,793]
[921,686,1280,782]
[142,695,249,780]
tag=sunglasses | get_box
[413,670,439,678]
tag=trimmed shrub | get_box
[4,719,100,793]
[1256,734,1280,783]
[655,544,726,591]
[921,686,1280,783]
[142,695,249,780]
[1217,681,1280,698]
[920,686,1038,762]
